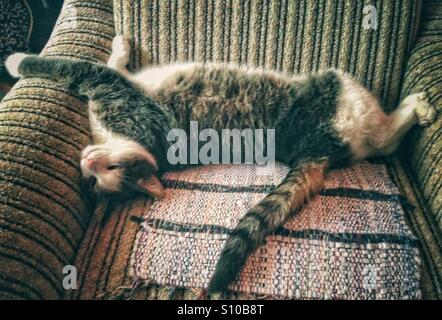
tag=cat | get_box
[5,35,437,294]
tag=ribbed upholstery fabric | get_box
[401,1,442,229]
[396,0,442,299]
[114,0,422,111]
[387,156,442,299]
[65,198,148,300]
[0,0,114,299]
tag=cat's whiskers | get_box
[120,174,144,185]
[120,179,142,191]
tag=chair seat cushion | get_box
[69,161,421,300]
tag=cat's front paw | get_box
[414,92,437,126]
[5,53,29,78]
[111,35,130,64]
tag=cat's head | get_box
[80,137,165,198]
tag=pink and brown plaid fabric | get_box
[130,162,421,299]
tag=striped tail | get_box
[11,55,132,100]
[17,56,100,82]
[207,157,329,293]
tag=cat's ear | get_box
[138,175,165,199]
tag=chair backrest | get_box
[114,0,422,110]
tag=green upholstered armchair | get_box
[0,0,440,299]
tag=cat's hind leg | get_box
[371,92,437,155]
[107,35,131,77]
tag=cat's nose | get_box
[86,157,96,169]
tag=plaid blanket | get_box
[130,161,421,299]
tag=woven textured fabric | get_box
[114,0,421,111]
[128,162,421,299]
[400,1,442,230]
[0,0,114,299]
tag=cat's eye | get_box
[107,164,122,170]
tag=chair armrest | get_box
[41,0,114,62]
[399,1,442,231]
[0,0,114,299]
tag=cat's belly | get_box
[137,63,385,163]
[152,64,295,132]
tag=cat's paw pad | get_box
[415,93,437,126]
[112,35,130,60]
[5,53,29,78]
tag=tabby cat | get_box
[6,35,437,294]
